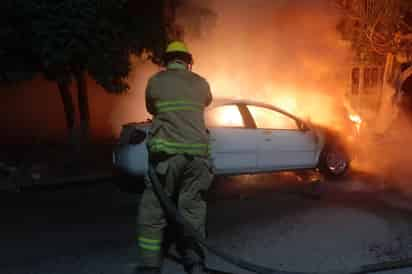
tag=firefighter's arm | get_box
[145,79,156,115]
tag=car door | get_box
[205,104,257,175]
[245,105,318,170]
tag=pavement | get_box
[1,173,412,274]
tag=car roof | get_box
[210,98,302,122]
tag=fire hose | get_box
[148,166,412,274]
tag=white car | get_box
[113,99,351,182]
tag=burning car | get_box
[112,99,351,184]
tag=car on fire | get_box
[112,99,352,183]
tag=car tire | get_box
[319,145,350,179]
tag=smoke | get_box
[108,57,159,133]
[353,107,412,194]
[109,0,354,135]
[179,0,353,127]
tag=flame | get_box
[349,114,362,124]
[221,106,243,126]
[207,105,244,127]
[349,114,362,134]
[208,77,348,132]
[205,74,356,133]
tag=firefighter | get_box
[136,41,214,274]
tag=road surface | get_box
[1,172,412,274]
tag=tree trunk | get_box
[75,69,90,145]
[57,80,76,146]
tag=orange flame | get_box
[349,114,362,134]
[349,114,362,124]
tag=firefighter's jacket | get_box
[145,62,212,156]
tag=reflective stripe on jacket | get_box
[148,137,210,155]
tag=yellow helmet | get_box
[163,41,193,65]
[166,41,190,54]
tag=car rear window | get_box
[206,105,245,128]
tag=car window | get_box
[247,105,299,130]
[205,105,245,128]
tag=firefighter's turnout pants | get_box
[137,153,213,268]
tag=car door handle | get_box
[265,138,272,142]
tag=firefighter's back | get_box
[147,68,212,156]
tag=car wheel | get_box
[319,145,350,179]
